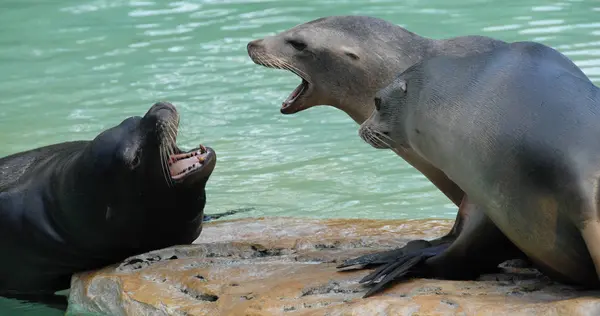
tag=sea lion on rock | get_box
[0,101,216,296]
[247,15,593,296]
[358,41,600,296]
[247,15,531,279]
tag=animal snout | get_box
[247,39,264,52]
[145,101,179,123]
[150,101,177,114]
[358,125,391,150]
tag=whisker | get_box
[366,131,380,148]
[372,132,393,149]
[361,126,393,149]
[275,58,309,80]
[377,129,394,142]
[159,145,171,188]
[167,132,177,154]
[253,53,265,65]
[360,127,375,147]
[164,141,174,186]
[166,123,177,145]
[278,61,309,80]
[167,120,178,143]
[162,119,179,188]
[166,149,174,188]
[366,134,378,148]
[257,54,269,67]
[368,129,383,143]
[256,54,311,81]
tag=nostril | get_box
[247,39,263,51]
[147,101,178,119]
[153,101,176,112]
[374,97,381,111]
[382,131,390,136]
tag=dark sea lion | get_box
[0,101,216,296]
[359,41,600,296]
[246,15,525,276]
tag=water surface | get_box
[1,0,599,314]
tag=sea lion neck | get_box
[45,143,106,239]
[382,27,436,64]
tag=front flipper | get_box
[341,203,526,297]
[336,239,442,270]
[358,244,448,297]
[337,196,474,271]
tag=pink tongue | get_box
[169,156,198,176]
[284,82,304,105]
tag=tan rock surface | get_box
[67,217,600,316]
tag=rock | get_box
[67,217,600,316]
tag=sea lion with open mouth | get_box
[246,14,512,281]
[0,101,216,296]
[247,15,591,297]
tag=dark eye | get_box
[130,151,141,169]
[345,51,359,60]
[374,97,381,111]
[287,39,307,51]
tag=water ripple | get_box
[0,0,598,227]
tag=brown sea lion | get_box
[246,15,521,286]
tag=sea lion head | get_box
[85,101,216,244]
[359,74,411,151]
[247,15,412,123]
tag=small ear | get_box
[341,46,360,60]
[399,80,407,93]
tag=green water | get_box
[1,0,599,314]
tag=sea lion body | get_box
[246,15,525,281]
[360,41,600,291]
[246,16,510,209]
[0,102,216,295]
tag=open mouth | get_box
[168,145,212,181]
[282,79,310,113]
[249,54,311,114]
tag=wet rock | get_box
[67,217,600,316]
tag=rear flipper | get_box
[339,203,526,297]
